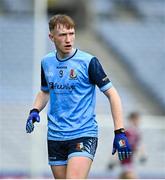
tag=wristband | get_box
[30,108,39,114]
[114,128,125,134]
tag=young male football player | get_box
[26,14,132,179]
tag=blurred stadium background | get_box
[0,0,165,178]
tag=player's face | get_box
[49,24,75,58]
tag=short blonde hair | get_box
[49,14,75,32]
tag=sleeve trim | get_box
[41,86,49,92]
[100,82,113,92]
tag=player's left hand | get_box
[112,128,132,161]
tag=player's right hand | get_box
[26,109,40,133]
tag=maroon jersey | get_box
[121,126,141,165]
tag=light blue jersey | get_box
[41,49,112,140]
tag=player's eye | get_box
[59,33,66,37]
[70,32,74,35]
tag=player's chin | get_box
[63,48,72,54]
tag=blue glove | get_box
[26,109,40,133]
[112,128,132,161]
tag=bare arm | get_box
[32,90,49,112]
[104,87,124,130]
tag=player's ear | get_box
[49,33,54,42]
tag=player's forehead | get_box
[54,24,75,34]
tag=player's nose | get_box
[65,34,71,43]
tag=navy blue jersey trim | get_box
[56,49,78,62]
[41,64,48,88]
[88,57,111,88]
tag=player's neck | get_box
[57,48,76,60]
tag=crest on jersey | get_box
[70,69,77,79]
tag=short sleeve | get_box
[88,57,113,92]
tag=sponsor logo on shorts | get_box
[76,142,84,151]
[49,157,56,160]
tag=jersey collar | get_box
[56,49,78,62]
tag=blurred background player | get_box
[108,112,147,179]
